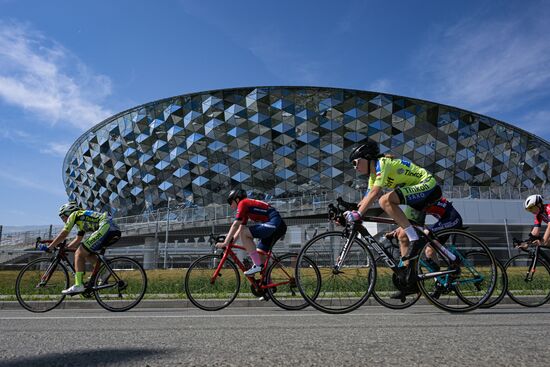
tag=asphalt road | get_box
[1,304,549,367]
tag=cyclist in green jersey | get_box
[346,140,443,261]
[41,202,121,295]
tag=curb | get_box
[0,296,519,311]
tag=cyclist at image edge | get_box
[216,189,287,276]
[524,194,550,247]
[346,140,451,261]
[40,202,122,295]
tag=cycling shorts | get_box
[404,206,463,232]
[83,220,121,253]
[249,212,287,252]
[394,177,441,211]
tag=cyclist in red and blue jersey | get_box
[216,189,287,275]
[524,194,550,247]
[40,202,121,295]
[388,197,463,256]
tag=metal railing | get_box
[1,185,546,250]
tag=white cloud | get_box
[517,110,550,141]
[0,20,113,130]
[40,142,72,157]
[367,79,392,94]
[412,5,550,116]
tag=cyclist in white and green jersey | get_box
[345,140,442,261]
[43,202,121,295]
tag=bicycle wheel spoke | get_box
[295,231,375,314]
[505,254,550,307]
[417,229,497,312]
[94,257,147,312]
[266,253,319,310]
[185,255,240,311]
[16,258,68,313]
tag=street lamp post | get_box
[164,198,171,269]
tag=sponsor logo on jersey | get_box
[404,170,424,178]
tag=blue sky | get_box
[1,0,549,226]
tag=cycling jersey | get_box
[234,198,286,251]
[235,199,275,225]
[368,157,432,189]
[534,204,550,227]
[367,157,441,209]
[64,210,120,252]
[64,210,108,234]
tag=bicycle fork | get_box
[334,230,358,272]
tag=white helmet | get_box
[524,195,543,212]
[58,202,80,217]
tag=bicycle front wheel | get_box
[416,229,497,313]
[265,253,321,311]
[505,254,550,307]
[295,231,376,314]
[94,257,147,312]
[184,254,241,311]
[480,258,508,309]
[15,258,69,313]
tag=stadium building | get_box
[60,86,550,267]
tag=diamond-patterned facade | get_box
[63,87,550,216]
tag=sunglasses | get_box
[352,159,360,167]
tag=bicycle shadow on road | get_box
[0,347,172,367]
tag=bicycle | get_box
[184,235,321,311]
[15,238,148,313]
[504,237,550,307]
[295,198,498,313]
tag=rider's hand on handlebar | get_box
[344,210,362,224]
[38,244,50,252]
[215,241,226,249]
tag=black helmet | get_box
[349,140,380,162]
[227,189,247,205]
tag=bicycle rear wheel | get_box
[15,258,69,313]
[505,254,550,307]
[94,257,147,312]
[295,231,376,314]
[265,253,321,310]
[184,254,240,311]
[416,229,497,313]
[372,255,420,310]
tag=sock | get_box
[75,272,84,286]
[404,226,419,242]
[249,251,262,266]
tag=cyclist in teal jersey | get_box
[41,202,121,295]
[346,140,444,261]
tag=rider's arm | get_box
[67,234,84,250]
[531,226,541,238]
[48,230,70,250]
[357,185,382,216]
[218,219,242,247]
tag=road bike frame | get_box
[37,239,126,296]
[213,239,295,293]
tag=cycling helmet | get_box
[227,189,247,205]
[524,195,543,212]
[349,140,381,162]
[58,201,80,217]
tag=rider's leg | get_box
[379,191,419,243]
[239,226,262,267]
